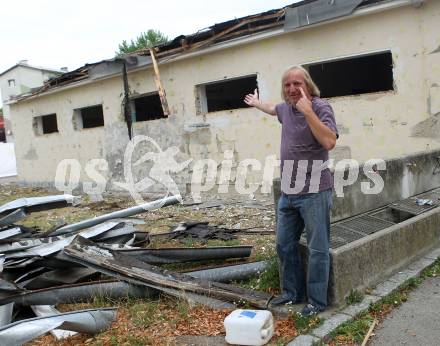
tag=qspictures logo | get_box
[54,135,386,206]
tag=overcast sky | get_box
[1,0,296,75]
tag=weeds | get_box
[290,312,322,334]
[234,254,280,294]
[206,238,241,247]
[330,312,373,344]
[345,289,364,305]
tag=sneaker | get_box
[299,303,323,316]
[270,295,303,306]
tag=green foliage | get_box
[116,29,168,55]
[345,289,364,305]
[130,300,164,328]
[330,312,373,344]
[182,236,197,248]
[206,238,241,247]
[258,255,280,292]
[290,312,322,334]
[421,257,440,278]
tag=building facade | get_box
[0,61,63,143]
[7,0,440,196]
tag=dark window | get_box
[41,114,58,134]
[133,93,165,122]
[205,75,257,112]
[307,52,394,98]
[80,105,104,128]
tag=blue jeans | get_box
[276,189,332,309]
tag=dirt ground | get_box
[0,184,310,346]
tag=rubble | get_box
[0,308,117,346]
[0,192,276,344]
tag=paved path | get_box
[370,275,440,346]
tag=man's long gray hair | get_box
[281,66,320,102]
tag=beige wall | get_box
[9,1,440,191]
[1,66,60,143]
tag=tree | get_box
[116,30,168,55]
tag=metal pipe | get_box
[50,195,180,236]
[5,280,154,306]
[119,246,253,264]
[187,261,268,282]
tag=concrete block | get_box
[371,280,400,297]
[330,208,440,306]
[287,335,320,346]
[341,295,380,317]
[311,313,352,340]
[424,247,440,260]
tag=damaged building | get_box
[5,0,440,194]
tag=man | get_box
[244,66,338,316]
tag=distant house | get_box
[0,109,5,143]
[5,0,440,193]
[0,61,65,143]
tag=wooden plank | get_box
[149,48,170,116]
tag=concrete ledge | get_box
[424,247,440,260]
[340,295,381,317]
[329,207,440,305]
[287,335,320,346]
[287,247,439,345]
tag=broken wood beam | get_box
[149,48,170,116]
[63,237,272,309]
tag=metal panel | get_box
[338,214,395,235]
[50,195,180,236]
[284,0,363,30]
[0,209,27,228]
[330,225,365,249]
[0,195,75,216]
[0,308,116,346]
[0,228,21,241]
[30,306,77,340]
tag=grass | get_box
[329,257,440,345]
[330,312,373,344]
[345,289,364,305]
[234,252,280,294]
[206,238,241,247]
[290,312,323,334]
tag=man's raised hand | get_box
[244,88,259,107]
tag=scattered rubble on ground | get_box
[0,185,300,345]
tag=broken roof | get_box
[12,0,393,102]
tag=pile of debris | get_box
[0,194,272,345]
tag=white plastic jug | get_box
[224,309,274,346]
